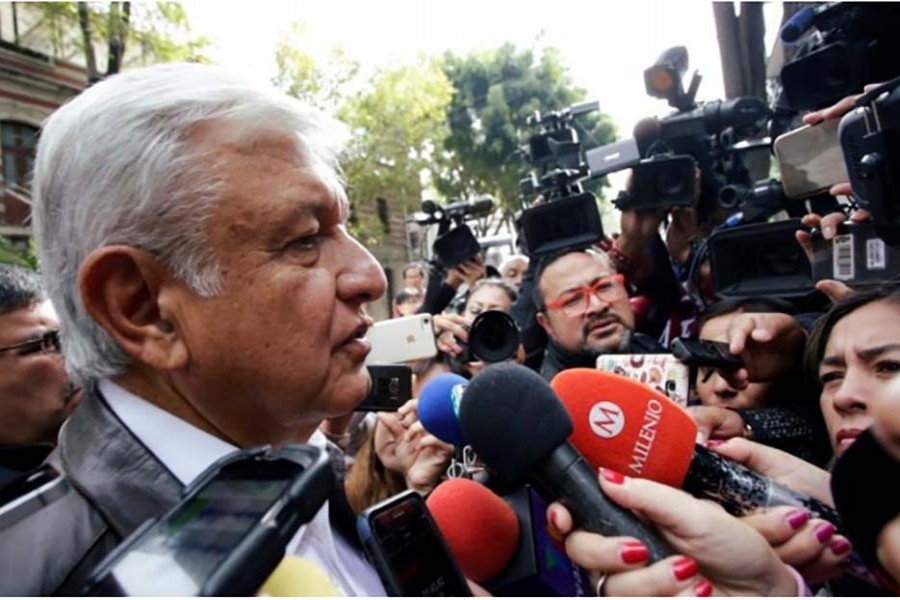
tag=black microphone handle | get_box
[531,443,674,563]
[683,444,840,522]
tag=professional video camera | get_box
[409,196,494,269]
[778,3,900,113]
[607,47,771,216]
[516,101,605,256]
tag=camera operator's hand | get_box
[666,206,700,264]
[802,82,883,197]
[740,506,850,585]
[401,420,454,496]
[616,207,667,282]
[547,469,798,596]
[432,313,472,357]
[878,513,900,586]
[444,256,486,289]
[795,210,872,303]
[718,312,806,390]
[708,437,833,507]
[686,405,748,445]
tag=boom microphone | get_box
[457,363,674,562]
[550,369,838,518]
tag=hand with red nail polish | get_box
[740,506,850,585]
[543,473,800,596]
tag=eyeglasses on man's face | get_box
[544,274,626,317]
[0,330,62,357]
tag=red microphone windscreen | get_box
[551,368,696,488]
[426,478,520,583]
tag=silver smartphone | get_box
[365,313,437,365]
[774,118,849,199]
[0,465,69,531]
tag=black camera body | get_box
[839,78,900,246]
[517,102,604,256]
[411,197,495,268]
[708,219,816,300]
[780,4,900,112]
[613,154,697,211]
[811,221,900,287]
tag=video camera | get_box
[599,47,770,216]
[516,102,605,256]
[410,196,495,269]
[779,3,900,113]
[840,77,900,247]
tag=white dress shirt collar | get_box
[99,379,237,485]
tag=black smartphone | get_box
[83,444,333,596]
[357,490,471,597]
[0,465,68,532]
[432,225,481,269]
[356,365,413,412]
[672,338,744,370]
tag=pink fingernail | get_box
[830,538,852,555]
[786,509,810,530]
[705,440,726,449]
[815,522,836,543]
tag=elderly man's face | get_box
[0,303,81,445]
[537,252,635,356]
[169,128,386,446]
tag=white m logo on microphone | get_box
[589,401,625,439]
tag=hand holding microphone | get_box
[546,470,799,597]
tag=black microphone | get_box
[457,363,674,562]
[832,428,900,592]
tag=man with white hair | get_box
[0,63,387,595]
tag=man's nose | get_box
[337,231,387,304]
[584,290,610,316]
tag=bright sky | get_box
[183,0,783,195]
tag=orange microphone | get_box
[426,478,520,583]
[551,368,839,519]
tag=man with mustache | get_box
[534,248,664,380]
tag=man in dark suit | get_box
[0,64,387,595]
[0,264,81,487]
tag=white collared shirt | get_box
[100,379,385,596]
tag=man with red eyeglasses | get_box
[0,265,81,486]
[534,248,665,380]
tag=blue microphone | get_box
[418,373,468,446]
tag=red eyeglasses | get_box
[544,274,626,316]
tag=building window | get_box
[1,122,38,190]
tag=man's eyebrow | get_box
[560,276,606,295]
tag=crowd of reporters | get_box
[3,4,900,595]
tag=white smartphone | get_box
[774,118,849,199]
[365,314,437,365]
[596,354,690,407]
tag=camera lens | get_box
[468,310,521,363]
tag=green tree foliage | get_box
[19,2,209,81]
[273,31,453,243]
[437,44,617,220]
[0,235,39,270]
